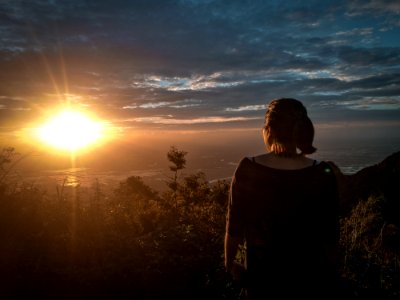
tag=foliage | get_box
[166,146,188,210]
[340,194,400,298]
[167,146,187,173]
[0,146,398,299]
[0,147,19,187]
[0,146,236,299]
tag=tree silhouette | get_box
[166,146,187,209]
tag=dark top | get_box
[226,157,340,298]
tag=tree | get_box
[0,147,19,186]
[116,175,158,201]
[112,175,160,234]
[166,146,187,209]
[179,171,210,205]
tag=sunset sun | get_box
[37,110,104,151]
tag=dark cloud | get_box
[346,0,400,16]
[337,46,400,67]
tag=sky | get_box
[1,0,400,165]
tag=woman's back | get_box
[228,156,339,298]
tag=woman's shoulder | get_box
[312,161,341,188]
[232,156,256,175]
[315,160,336,173]
[235,156,253,170]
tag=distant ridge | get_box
[329,150,400,226]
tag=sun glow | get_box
[37,110,104,151]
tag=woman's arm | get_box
[225,233,247,286]
[224,233,242,272]
[225,159,246,275]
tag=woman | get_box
[225,98,340,299]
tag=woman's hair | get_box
[263,98,316,156]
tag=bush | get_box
[340,194,400,298]
[1,146,398,299]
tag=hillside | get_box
[329,150,400,220]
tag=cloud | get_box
[336,28,374,37]
[130,74,244,91]
[225,105,267,112]
[346,0,400,16]
[125,115,259,125]
[312,97,400,110]
[123,99,202,110]
[0,0,399,134]
[340,97,400,110]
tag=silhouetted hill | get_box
[329,150,400,226]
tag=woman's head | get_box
[263,98,316,156]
